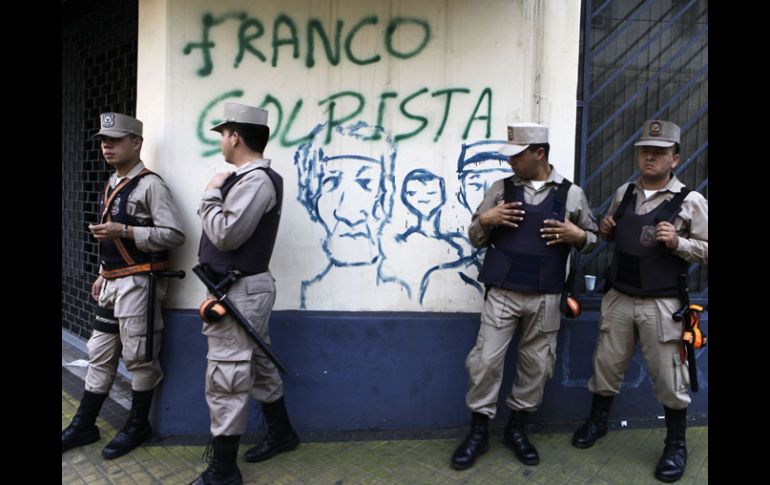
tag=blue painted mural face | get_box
[455,140,511,214]
[403,171,444,220]
[318,156,383,265]
[460,168,510,213]
[294,121,399,308]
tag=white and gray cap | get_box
[497,123,549,157]
[210,102,269,132]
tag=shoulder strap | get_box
[612,184,636,220]
[550,179,572,216]
[654,187,691,223]
[503,177,516,203]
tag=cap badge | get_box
[648,121,662,137]
[507,126,514,141]
[102,114,115,128]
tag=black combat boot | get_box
[503,410,539,465]
[189,435,242,485]
[243,397,300,463]
[62,390,108,453]
[102,389,154,459]
[572,393,614,448]
[451,412,489,470]
[655,407,687,483]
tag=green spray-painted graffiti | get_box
[463,87,492,140]
[184,13,432,75]
[197,87,493,155]
[183,12,248,76]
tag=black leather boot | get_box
[655,407,687,483]
[503,410,539,465]
[189,435,242,485]
[243,397,300,463]
[572,393,614,449]
[62,390,108,453]
[102,389,154,459]
[451,412,489,470]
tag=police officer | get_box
[571,120,707,483]
[62,113,185,458]
[451,123,598,470]
[191,103,298,485]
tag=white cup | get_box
[584,275,597,292]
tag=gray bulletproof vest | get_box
[607,184,690,297]
[476,179,572,294]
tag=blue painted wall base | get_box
[153,309,707,437]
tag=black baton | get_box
[192,264,288,374]
[144,269,185,363]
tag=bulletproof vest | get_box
[98,170,168,274]
[198,166,283,278]
[476,178,572,294]
[607,184,690,297]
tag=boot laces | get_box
[201,439,214,466]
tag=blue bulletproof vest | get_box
[98,170,168,273]
[607,184,690,297]
[476,178,572,294]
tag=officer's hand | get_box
[206,172,234,190]
[599,215,616,236]
[479,201,525,228]
[88,222,125,240]
[655,221,679,250]
[91,275,104,301]
[542,218,587,248]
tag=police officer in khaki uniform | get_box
[62,113,185,458]
[191,103,298,485]
[571,120,707,483]
[451,123,598,470]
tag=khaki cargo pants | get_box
[465,287,562,417]
[85,275,166,394]
[588,288,691,409]
[203,272,284,437]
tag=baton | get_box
[192,264,288,374]
[673,273,698,392]
[145,269,185,362]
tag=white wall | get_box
[137,0,582,312]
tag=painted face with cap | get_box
[460,166,511,213]
[456,140,511,213]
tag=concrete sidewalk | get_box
[62,341,708,485]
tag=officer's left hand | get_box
[206,172,234,190]
[89,222,125,240]
[541,218,587,248]
[655,221,679,250]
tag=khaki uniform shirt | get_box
[198,158,277,251]
[106,161,185,253]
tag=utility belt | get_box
[101,261,170,280]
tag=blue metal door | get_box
[575,0,708,304]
